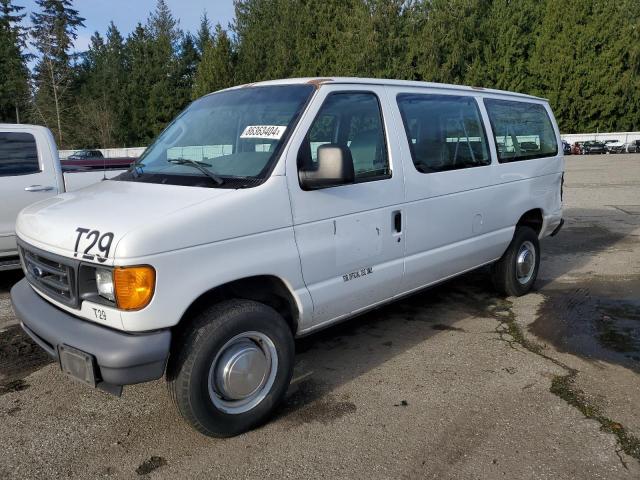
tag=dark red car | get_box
[61,149,136,171]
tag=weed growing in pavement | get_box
[487,297,640,466]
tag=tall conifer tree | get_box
[30,0,84,146]
[0,0,30,122]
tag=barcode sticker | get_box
[240,125,287,140]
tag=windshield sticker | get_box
[240,125,287,140]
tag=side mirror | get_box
[299,144,355,190]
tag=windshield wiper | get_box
[168,158,224,185]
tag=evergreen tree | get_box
[196,10,212,57]
[30,0,84,147]
[74,32,116,147]
[293,0,371,77]
[475,0,542,93]
[9,0,640,142]
[103,22,127,143]
[361,0,411,78]
[193,23,234,98]
[177,32,199,104]
[122,23,155,145]
[0,0,30,122]
[233,0,294,81]
[146,0,182,136]
[529,0,614,132]
[615,0,640,131]
[407,0,489,84]
[73,22,126,147]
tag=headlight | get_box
[94,265,155,310]
[95,268,115,301]
[113,266,155,311]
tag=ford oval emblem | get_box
[31,265,44,277]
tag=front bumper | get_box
[11,279,171,395]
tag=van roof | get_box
[232,77,546,101]
[0,123,50,131]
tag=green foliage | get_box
[195,11,213,57]
[193,24,234,98]
[0,0,30,122]
[407,0,490,84]
[72,22,126,147]
[10,0,640,148]
[30,0,85,146]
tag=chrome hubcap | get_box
[208,331,278,414]
[516,240,536,285]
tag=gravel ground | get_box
[0,154,639,479]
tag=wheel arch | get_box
[173,275,301,338]
[516,208,544,236]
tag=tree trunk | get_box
[48,58,63,146]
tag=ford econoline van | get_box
[11,77,563,437]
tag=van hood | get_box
[16,180,234,262]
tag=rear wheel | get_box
[167,299,294,437]
[491,226,540,297]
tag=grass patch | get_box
[551,372,640,462]
[492,298,640,464]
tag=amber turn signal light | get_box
[113,266,155,311]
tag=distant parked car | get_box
[63,149,136,171]
[581,141,606,154]
[519,141,539,153]
[625,140,640,153]
[67,149,104,160]
[562,140,571,155]
[604,140,625,154]
[572,142,582,155]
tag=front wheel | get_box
[167,299,295,437]
[491,226,540,297]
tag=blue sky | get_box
[19,0,236,54]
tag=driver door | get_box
[286,85,406,330]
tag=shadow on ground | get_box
[0,270,22,293]
[533,207,640,372]
[277,270,506,424]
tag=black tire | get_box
[491,226,540,297]
[166,299,295,437]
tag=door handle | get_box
[24,185,54,192]
[393,211,402,233]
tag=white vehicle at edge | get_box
[0,124,126,270]
[11,77,564,437]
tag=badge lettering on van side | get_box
[342,267,373,282]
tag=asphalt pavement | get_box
[1,154,639,479]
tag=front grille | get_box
[20,244,78,307]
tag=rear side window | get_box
[396,94,490,173]
[0,132,40,176]
[300,92,390,182]
[484,99,558,162]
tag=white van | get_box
[11,77,563,437]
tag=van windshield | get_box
[117,85,314,188]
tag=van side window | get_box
[484,99,558,162]
[0,132,40,177]
[299,92,390,182]
[396,94,490,173]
